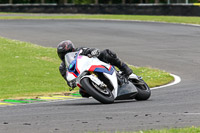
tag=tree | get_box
[95,0,98,4]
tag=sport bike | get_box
[65,50,151,104]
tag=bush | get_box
[74,0,94,4]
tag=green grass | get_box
[92,126,200,133]
[0,13,200,25]
[142,126,200,133]
[0,37,173,99]
[129,66,173,88]
[0,37,68,99]
[116,126,200,133]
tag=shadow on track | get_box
[51,99,141,107]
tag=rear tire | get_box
[81,78,114,104]
[134,79,151,101]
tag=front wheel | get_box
[80,78,114,104]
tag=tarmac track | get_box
[0,19,200,133]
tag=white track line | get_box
[151,74,181,90]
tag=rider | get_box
[57,40,136,97]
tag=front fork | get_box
[81,72,107,89]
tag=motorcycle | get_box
[65,50,151,104]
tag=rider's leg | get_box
[98,49,133,77]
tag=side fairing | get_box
[103,72,118,98]
[77,56,114,75]
[66,56,100,81]
[66,55,119,98]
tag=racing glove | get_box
[88,49,100,58]
[67,80,77,90]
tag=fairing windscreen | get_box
[64,52,77,68]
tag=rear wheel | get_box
[132,79,151,101]
[80,78,114,104]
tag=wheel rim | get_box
[91,82,111,96]
[139,84,148,90]
[130,79,149,91]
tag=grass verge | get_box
[113,126,200,133]
[0,37,173,99]
[0,13,200,25]
[91,126,200,133]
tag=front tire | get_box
[80,78,114,104]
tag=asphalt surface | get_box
[0,19,200,133]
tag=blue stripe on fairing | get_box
[93,66,114,75]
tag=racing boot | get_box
[129,73,145,85]
[119,62,144,85]
[118,62,133,78]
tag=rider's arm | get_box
[59,62,66,80]
[59,61,76,89]
[79,48,100,57]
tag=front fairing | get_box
[65,51,119,98]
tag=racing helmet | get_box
[57,40,75,61]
